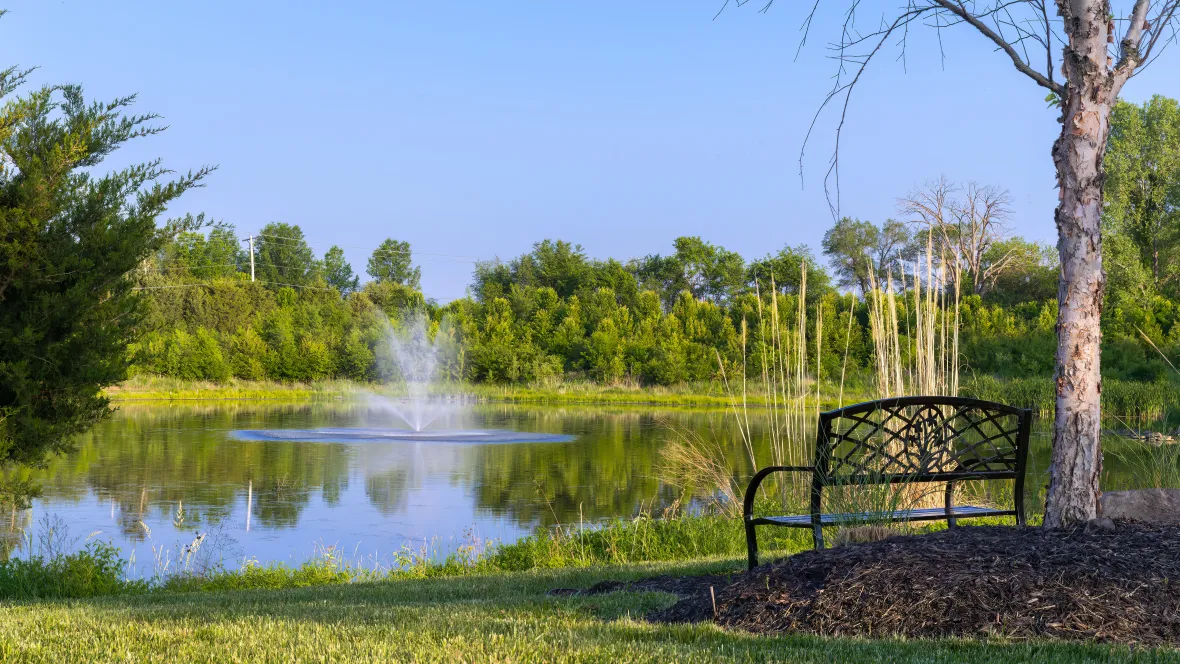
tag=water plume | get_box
[368,310,463,431]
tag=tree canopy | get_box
[367,238,421,289]
[322,245,359,294]
[1105,96,1180,303]
[255,222,318,287]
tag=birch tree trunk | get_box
[752,0,1176,529]
[1044,0,1118,528]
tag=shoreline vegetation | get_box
[105,375,1180,420]
[103,376,823,408]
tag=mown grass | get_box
[0,558,1172,663]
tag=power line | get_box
[252,233,485,262]
[133,279,332,292]
[131,277,467,301]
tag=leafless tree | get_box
[902,178,1017,297]
[727,0,1180,527]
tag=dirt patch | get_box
[577,523,1180,645]
[547,572,737,617]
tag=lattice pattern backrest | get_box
[818,399,1024,480]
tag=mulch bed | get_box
[562,522,1180,645]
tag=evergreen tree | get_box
[0,64,211,503]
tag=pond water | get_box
[3,400,1163,575]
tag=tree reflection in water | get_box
[8,401,775,567]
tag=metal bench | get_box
[743,396,1032,569]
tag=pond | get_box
[3,400,1166,575]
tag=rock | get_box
[1110,430,1178,445]
[1144,431,1175,446]
[1084,516,1116,534]
[1100,489,1180,525]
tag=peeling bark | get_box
[1044,0,1118,529]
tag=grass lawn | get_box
[0,558,1170,663]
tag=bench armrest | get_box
[743,465,814,519]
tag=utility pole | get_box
[243,235,255,282]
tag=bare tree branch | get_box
[927,0,1064,94]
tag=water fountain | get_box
[233,311,573,445]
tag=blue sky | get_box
[3,1,1177,301]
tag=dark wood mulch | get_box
[547,573,736,606]
[562,522,1180,645]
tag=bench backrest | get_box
[813,396,1032,487]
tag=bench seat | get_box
[756,505,1014,527]
[742,396,1033,569]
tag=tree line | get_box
[126,96,1180,388]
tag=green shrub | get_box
[296,335,333,381]
[191,328,231,381]
[229,327,269,380]
[0,542,140,600]
[336,328,376,381]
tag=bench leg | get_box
[811,523,824,549]
[944,481,958,528]
[745,519,758,571]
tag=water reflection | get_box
[3,400,1165,571]
[7,401,750,570]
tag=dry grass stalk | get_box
[659,426,745,518]
[673,254,967,519]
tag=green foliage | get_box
[0,62,209,503]
[822,217,914,294]
[981,238,1058,307]
[160,224,244,280]
[367,238,421,288]
[322,245,359,294]
[746,244,832,301]
[632,236,747,307]
[0,541,138,600]
[228,327,269,380]
[962,374,1180,419]
[254,222,318,287]
[1104,96,1180,301]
